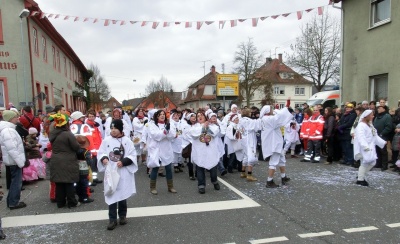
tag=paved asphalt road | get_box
[1,156,399,244]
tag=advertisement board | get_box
[216,74,239,96]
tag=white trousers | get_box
[269,152,286,169]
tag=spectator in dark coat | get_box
[323,107,335,165]
[337,103,357,166]
[49,113,81,208]
[373,105,393,170]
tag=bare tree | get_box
[87,63,110,111]
[143,76,174,108]
[233,38,265,107]
[287,12,341,92]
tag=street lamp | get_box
[19,9,30,105]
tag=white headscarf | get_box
[359,109,373,122]
[186,113,195,121]
[231,104,237,111]
[260,105,271,117]
[147,109,158,121]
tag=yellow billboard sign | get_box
[216,74,239,96]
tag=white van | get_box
[306,90,340,108]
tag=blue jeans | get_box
[109,199,127,221]
[6,165,22,208]
[196,165,218,188]
[150,163,173,180]
[340,139,354,165]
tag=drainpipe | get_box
[333,2,344,106]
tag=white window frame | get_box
[33,28,38,55]
[370,0,391,28]
[295,87,305,96]
[273,86,285,95]
[41,36,47,61]
[369,74,388,102]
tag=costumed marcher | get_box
[0,110,27,209]
[75,135,94,204]
[132,108,148,165]
[300,105,325,163]
[354,110,386,186]
[85,109,103,184]
[282,119,301,158]
[258,106,293,188]
[146,110,177,195]
[170,111,184,173]
[181,112,197,180]
[206,110,227,176]
[238,108,259,181]
[222,104,241,172]
[226,113,244,176]
[49,112,81,209]
[186,111,221,194]
[97,119,138,230]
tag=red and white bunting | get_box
[219,20,226,29]
[318,6,324,15]
[196,21,203,30]
[31,4,330,30]
[152,22,159,29]
[297,11,303,20]
[252,18,258,27]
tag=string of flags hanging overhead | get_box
[29,4,332,30]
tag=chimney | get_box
[278,53,283,63]
[211,65,216,73]
[266,57,272,64]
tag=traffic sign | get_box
[216,74,239,96]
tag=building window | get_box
[371,0,391,27]
[42,36,47,61]
[56,51,60,72]
[64,57,67,77]
[294,103,303,108]
[69,62,72,80]
[274,86,285,95]
[52,46,56,69]
[33,27,39,56]
[370,74,388,101]
[44,86,49,104]
[0,79,5,107]
[295,87,305,95]
[279,104,285,109]
[0,10,4,45]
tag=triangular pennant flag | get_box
[55,14,60,19]
[205,21,214,25]
[238,19,246,22]
[93,18,98,23]
[230,20,237,27]
[305,8,313,13]
[74,17,79,22]
[260,16,268,21]
[196,21,203,30]
[175,22,181,25]
[104,19,110,26]
[120,20,126,26]
[252,18,258,27]
[219,20,226,29]
[152,22,159,29]
[185,22,192,28]
[163,22,170,27]
[30,11,39,17]
[111,20,117,24]
[141,21,147,26]
[297,11,303,20]
[130,21,137,24]
[83,18,89,22]
[64,16,70,20]
[282,13,291,17]
[40,12,46,19]
[271,15,279,19]
[48,14,54,18]
[318,6,324,15]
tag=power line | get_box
[199,60,211,76]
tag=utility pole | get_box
[200,60,211,76]
[221,63,225,74]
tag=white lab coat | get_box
[353,122,386,164]
[146,121,176,168]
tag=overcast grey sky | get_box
[35,0,341,102]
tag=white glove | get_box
[281,149,287,157]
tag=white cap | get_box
[70,111,85,121]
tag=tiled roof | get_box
[256,58,313,85]
[184,71,218,103]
